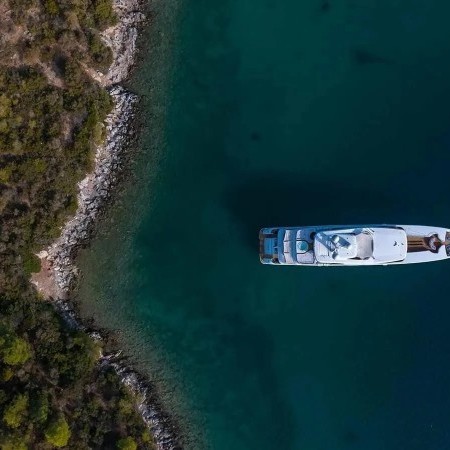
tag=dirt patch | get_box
[31,252,64,300]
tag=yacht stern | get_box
[259,228,280,264]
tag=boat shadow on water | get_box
[222,171,417,253]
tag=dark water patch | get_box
[250,131,261,142]
[320,0,331,13]
[342,429,359,445]
[223,171,400,251]
[351,48,392,66]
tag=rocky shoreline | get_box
[36,85,138,297]
[31,0,183,448]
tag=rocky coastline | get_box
[31,1,183,448]
[36,85,138,297]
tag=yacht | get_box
[259,225,450,266]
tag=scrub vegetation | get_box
[0,0,153,448]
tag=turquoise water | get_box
[78,1,450,448]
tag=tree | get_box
[30,392,49,424]
[0,333,31,366]
[3,393,28,428]
[45,416,71,447]
[0,433,28,450]
[92,0,117,29]
[1,367,14,381]
[117,437,138,450]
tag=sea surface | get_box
[77,1,450,448]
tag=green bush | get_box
[92,0,117,29]
[44,0,59,15]
[3,394,28,428]
[30,392,49,424]
[0,328,32,366]
[22,252,41,276]
[0,433,28,450]
[117,436,138,450]
[88,32,113,71]
[0,166,13,183]
[45,416,71,447]
[1,367,14,382]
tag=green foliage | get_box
[118,397,134,416]
[0,328,31,366]
[0,63,111,291]
[88,31,113,71]
[3,393,28,428]
[1,367,14,382]
[0,94,12,118]
[0,433,29,450]
[141,431,154,446]
[117,436,138,450]
[92,0,117,29]
[0,166,13,183]
[0,0,158,448]
[22,252,41,276]
[44,0,59,15]
[30,392,49,424]
[45,416,71,447]
[56,332,99,386]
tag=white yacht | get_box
[259,225,450,266]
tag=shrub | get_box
[30,392,49,424]
[92,0,117,29]
[117,437,138,450]
[88,32,113,71]
[22,252,41,276]
[45,416,71,447]
[44,0,59,14]
[0,329,32,366]
[0,166,12,183]
[3,393,28,428]
[1,367,14,381]
[0,434,28,450]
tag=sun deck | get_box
[314,227,407,264]
[260,225,450,266]
[278,228,315,264]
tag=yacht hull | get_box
[259,225,450,266]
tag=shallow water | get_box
[78,1,450,448]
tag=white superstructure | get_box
[259,225,450,266]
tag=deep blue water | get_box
[78,1,450,448]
